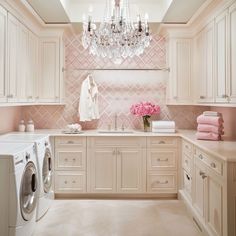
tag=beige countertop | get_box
[5,129,236,162]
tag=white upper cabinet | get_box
[0,6,7,103]
[17,23,28,103]
[38,37,60,103]
[215,9,228,103]
[228,2,236,103]
[195,22,214,103]
[167,38,192,104]
[7,13,18,103]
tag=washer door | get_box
[42,148,53,193]
[20,161,37,221]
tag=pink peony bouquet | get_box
[130,102,160,131]
[130,102,160,117]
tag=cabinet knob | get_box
[210,162,216,168]
[200,96,205,99]
[185,145,189,149]
[67,141,74,144]
[185,159,188,164]
[199,154,203,160]
[64,180,68,184]
[28,96,33,99]
[65,158,68,162]
[199,171,205,176]
[73,158,76,161]
[72,180,76,184]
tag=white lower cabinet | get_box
[180,144,233,236]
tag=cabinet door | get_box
[193,160,206,218]
[205,172,223,236]
[38,37,60,103]
[89,148,116,193]
[170,39,192,104]
[27,31,38,102]
[7,13,18,102]
[0,6,7,103]
[17,23,28,102]
[215,10,228,103]
[229,3,236,103]
[196,23,214,103]
[117,148,145,193]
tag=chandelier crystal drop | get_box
[82,0,152,64]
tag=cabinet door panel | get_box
[193,161,206,218]
[27,31,38,102]
[38,37,60,102]
[0,6,7,102]
[206,175,223,236]
[215,10,228,103]
[117,148,145,193]
[7,14,18,102]
[90,148,116,193]
[229,3,236,103]
[17,23,28,102]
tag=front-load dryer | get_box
[0,133,53,221]
[0,142,38,236]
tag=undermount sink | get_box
[97,130,134,134]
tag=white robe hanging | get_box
[78,74,100,122]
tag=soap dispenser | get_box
[18,120,26,132]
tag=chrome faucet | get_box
[114,114,118,130]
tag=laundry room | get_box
[0,0,236,236]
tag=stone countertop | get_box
[5,129,236,162]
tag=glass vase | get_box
[142,115,150,132]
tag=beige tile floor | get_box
[33,199,202,236]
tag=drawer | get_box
[195,148,223,176]
[182,140,193,157]
[183,170,192,199]
[147,149,177,170]
[55,150,86,170]
[88,137,145,148]
[147,137,178,148]
[182,153,192,173]
[147,171,177,193]
[55,137,86,147]
[55,171,86,193]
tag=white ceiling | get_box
[26,0,209,24]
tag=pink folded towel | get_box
[197,115,224,126]
[197,124,224,134]
[196,132,221,141]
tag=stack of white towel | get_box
[152,121,176,133]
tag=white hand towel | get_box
[203,111,222,117]
[152,128,176,133]
[152,121,175,129]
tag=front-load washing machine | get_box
[0,142,38,236]
[0,133,53,221]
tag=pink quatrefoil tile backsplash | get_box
[22,33,206,130]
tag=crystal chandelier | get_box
[82,0,152,64]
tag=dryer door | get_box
[20,161,38,221]
[42,148,53,193]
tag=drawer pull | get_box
[72,180,76,184]
[210,162,216,168]
[199,154,203,160]
[67,141,74,144]
[64,181,68,184]
[73,158,76,161]
[156,180,168,184]
[157,158,168,162]
[158,141,166,144]
[186,174,190,180]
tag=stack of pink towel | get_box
[196,111,224,141]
